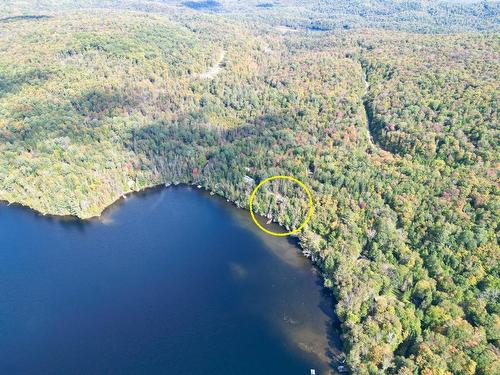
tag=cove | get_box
[0,186,341,374]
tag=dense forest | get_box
[0,1,498,374]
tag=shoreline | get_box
[1,183,345,370]
[0,181,292,229]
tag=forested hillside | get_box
[2,0,500,32]
[0,1,498,374]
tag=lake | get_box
[0,186,341,374]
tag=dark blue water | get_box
[0,187,339,374]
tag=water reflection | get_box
[209,190,342,373]
[0,186,342,375]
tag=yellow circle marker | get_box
[249,175,313,237]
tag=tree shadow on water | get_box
[316,280,344,373]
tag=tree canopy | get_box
[0,2,498,374]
